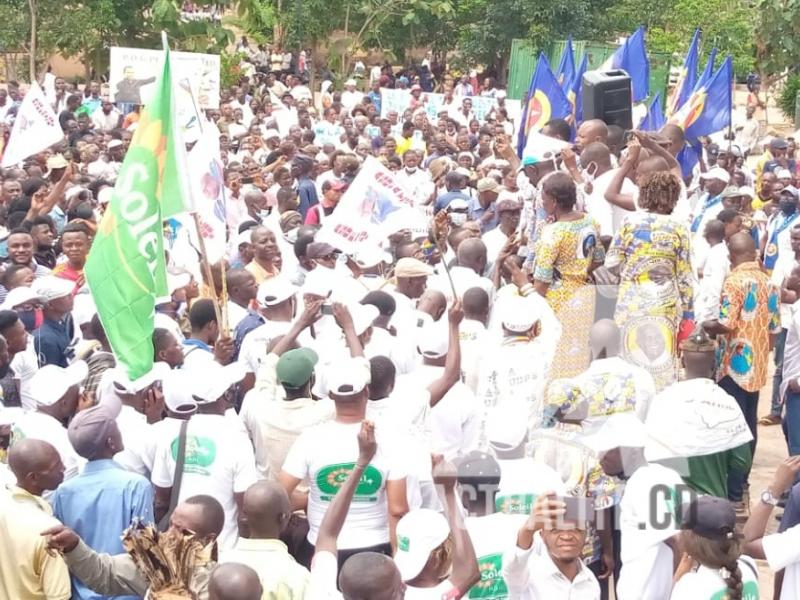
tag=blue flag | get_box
[610,26,650,102]
[697,47,718,89]
[677,139,703,180]
[568,53,588,123]
[673,55,732,140]
[666,28,700,116]
[639,92,665,131]
[556,36,576,91]
[517,53,573,157]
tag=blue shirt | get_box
[52,459,154,600]
[468,196,498,232]
[367,90,382,113]
[33,315,74,367]
[434,190,472,213]
[297,176,319,218]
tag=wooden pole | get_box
[192,212,223,329]
[27,0,36,83]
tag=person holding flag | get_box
[516,53,572,158]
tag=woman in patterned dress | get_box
[605,171,694,390]
[533,173,604,379]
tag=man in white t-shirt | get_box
[580,142,636,241]
[151,362,258,549]
[280,356,409,565]
[11,361,88,483]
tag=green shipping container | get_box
[508,38,671,111]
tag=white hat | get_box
[738,186,755,198]
[33,276,74,302]
[264,129,281,140]
[30,361,88,406]
[65,186,87,202]
[162,369,197,415]
[487,400,529,449]
[167,271,192,296]
[236,229,253,247]
[500,295,540,333]
[700,167,731,183]
[325,356,371,396]
[0,405,23,427]
[0,286,43,311]
[394,509,451,582]
[352,303,379,337]
[97,187,113,205]
[352,245,391,269]
[454,167,472,178]
[776,168,793,180]
[417,321,449,358]
[107,139,124,150]
[345,79,357,87]
[257,276,296,307]
[72,293,97,329]
[190,362,247,404]
[447,198,469,212]
[103,361,172,396]
[580,412,648,453]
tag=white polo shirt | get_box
[11,411,84,481]
[763,522,800,600]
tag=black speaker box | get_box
[582,70,633,130]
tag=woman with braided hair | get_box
[672,496,759,599]
[605,170,694,390]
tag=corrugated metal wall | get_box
[508,38,671,109]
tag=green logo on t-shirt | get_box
[171,435,216,475]
[398,535,410,552]
[496,493,537,515]
[710,580,758,600]
[316,463,383,501]
[468,553,507,599]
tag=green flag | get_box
[85,41,189,380]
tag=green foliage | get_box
[753,0,800,81]
[220,50,245,88]
[779,75,800,120]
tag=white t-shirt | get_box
[281,420,407,549]
[11,411,84,481]
[617,542,674,600]
[429,266,495,304]
[151,413,258,549]
[763,522,800,600]
[238,320,293,374]
[11,343,39,411]
[495,459,565,515]
[771,253,796,329]
[403,580,458,599]
[695,242,730,324]
[459,318,489,393]
[670,555,759,599]
[584,169,637,238]
[114,405,151,477]
[465,513,526,599]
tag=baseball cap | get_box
[97,187,113,205]
[68,403,119,460]
[699,167,730,184]
[161,369,197,415]
[720,186,741,199]
[276,347,319,388]
[771,137,789,150]
[107,139,124,150]
[496,198,523,213]
[781,185,800,200]
[680,496,740,541]
[325,356,371,396]
[394,509,451,582]
[104,361,172,397]
[264,129,281,140]
[352,245,391,269]
[345,79,357,87]
[454,167,472,178]
[486,401,529,449]
[301,268,334,299]
[0,286,43,311]
[417,321,449,358]
[352,303,379,337]
[306,242,339,259]
[581,411,648,453]
[447,198,469,212]
[30,361,88,407]
[257,276,296,307]
[738,186,755,199]
[323,179,347,192]
[395,258,433,278]
[46,154,68,171]
[190,362,246,404]
[500,295,540,333]
[33,276,74,302]
[477,177,500,193]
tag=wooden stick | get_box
[192,213,223,329]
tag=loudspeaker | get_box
[582,70,633,130]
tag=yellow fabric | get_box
[245,260,278,285]
[0,485,71,600]
[220,538,310,600]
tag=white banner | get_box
[186,123,227,263]
[110,47,220,109]
[644,378,753,461]
[379,88,520,124]
[1,82,64,168]
[317,156,419,254]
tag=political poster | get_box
[379,88,520,125]
[317,156,418,254]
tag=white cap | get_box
[487,400,529,449]
[190,362,247,404]
[345,79,357,87]
[33,276,74,302]
[236,229,253,247]
[257,276,296,307]
[302,268,334,299]
[352,245,391,269]
[394,509,451,582]
[107,139,124,150]
[738,186,755,198]
[447,198,469,212]
[325,356,371,396]
[580,412,648,453]
[500,295,540,333]
[776,168,793,180]
[65,186,87,202]
[0,286,43,311]
[162,369,197,415]
[264,129,281,140]
[167,271,192,296]
[30,361,88,407]
[0,405,23,426]
[352,303,379,337]
[417,321,449,358]
[72,293,97,329]
[97,187,113,205]
[103,361,172,396]
[700,167,731,183]
[454,167,472,178]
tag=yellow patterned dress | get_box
[534,215,604,379]
[605,212,694,390]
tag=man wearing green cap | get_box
[240,299,334,481]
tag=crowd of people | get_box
[2,50,800,600]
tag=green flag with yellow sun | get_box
[86,38,190,380]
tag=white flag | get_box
[317,156,417,254]
[1,82,64,167]
[185,123,227,263]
